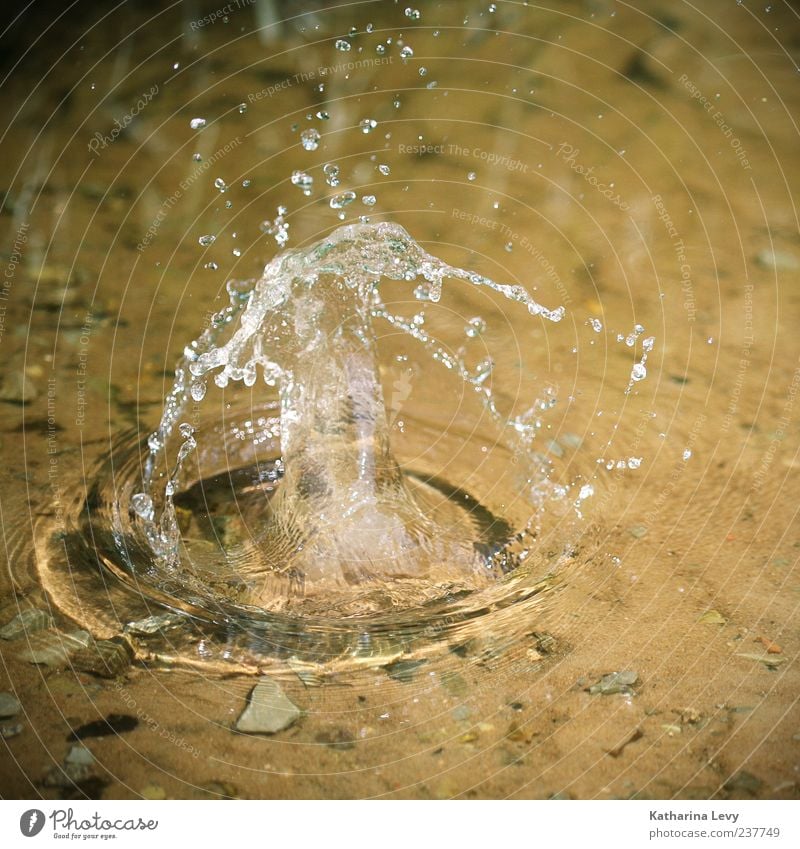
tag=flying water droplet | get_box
[291,170,314,195]
[198,234,216,247]
[189,118,207,130]
[465,317,486,338]
[359,118,378,133]
[300,128,321,151]
[323,163,340,187]
[330,191,357,209]
[400,46,414,59]
[335,39,351,51]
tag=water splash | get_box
[132,221,564,616]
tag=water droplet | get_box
[323,163,340,187]
[471,358,493,385]
[198,234,216,247]
[504,242,513,252]
[405,8,421,19]
[362,195,377,206]
[589,318,603,332]
[204,262,218,270]
[628,457,642,469]
[366,23,374,33]
[465,317,486,338]
[631,362,647,381]
[359,118,378,133]
[192,153,202,162]
[683,448,692,461]
[467,171,477,181]
[419,67,427,76]
[330,191,357,209]
[131,493,154,521]
[242,179,251,188]
[400,46,414,59]
[489,2,497,11]
[214,177,227,193]
[378,164,391,175]
[291,170,314,195]
[190,118,207,130]
[191,381,206,402]
[335,39,351,51]
[316,110,330,120]
[237,103,247,114]
[426,80,438,89]
[376,44,386,55]
[300,128,321,151]
[172,62,180,70]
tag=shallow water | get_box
[0,0,798,800]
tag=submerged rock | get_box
[235,678,300,734]
[72,637,133,678]
[0,608,53,640]
[18,629,92,668]
[587,670,638,696]
[0,372,38,404]
[0,692,21,718]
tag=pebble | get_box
[755,249,800,271]
[0,372,38,404]
[724,770,764,795]
[628,525,648,539]
[141,784,166,800]
[0,608,53,640]
[18,629,93,667]
[315,729,356,750]
[452,705,472,721]
[698,609,727,625]
[0,692,21,718]
[72,637,133,678]
[587,670,638,696]
[65,744,94,767]
[235,678,300,734]
[0,723,23,738]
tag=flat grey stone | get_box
[0,692,21,718]
[236,678,300,735]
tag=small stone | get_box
[0,692,21,718]
[202,781,238,798]
[440,671,469,697]
[384,659,425,682]
[73,637,133,678]
[587,670,638,696]
[724,770,764,795]
[755,249,800,271]
[0,723,23,738]
[628,525,648,539]
[141,784,166,800]
[698,609,727,625]
[736,652,786,670]
[0,609,53,640]
[0,372,38,404]
[65,744,94,767]
[315,729,356,750]
[452,705,472,721]
[18,629,92,667]
[236,678,300,734]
